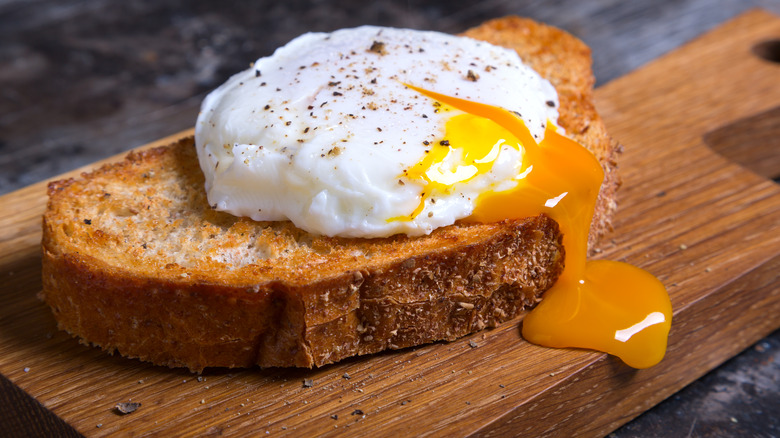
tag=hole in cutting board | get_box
[703,105,780,182]
[752,39,780,63]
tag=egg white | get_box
[195,26,560,238]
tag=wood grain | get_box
[704,106,780,180]
[0,372,81,437]
[1,10,779,437]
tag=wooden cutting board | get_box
[1,9,779,437]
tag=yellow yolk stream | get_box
[405,84,672,369]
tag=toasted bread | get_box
[40,17,618,371]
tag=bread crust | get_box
[40,16,616,371]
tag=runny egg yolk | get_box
[405,84,672,369]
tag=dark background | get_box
[1,1,779,436]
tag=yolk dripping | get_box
[400,112,525,219]
[405,84,672,369]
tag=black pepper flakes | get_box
[255,69,261,77]
[83,219,92,225]
[333,91,343,96]
[368,41,387,55]
[440,140,450,146]
[546,100,556,107]
[466,70,479,82]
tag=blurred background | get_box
[1,1,779,436]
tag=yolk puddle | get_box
[406,84,672,369]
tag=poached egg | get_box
[195,26,559,238]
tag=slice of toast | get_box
[40,16,618,372]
